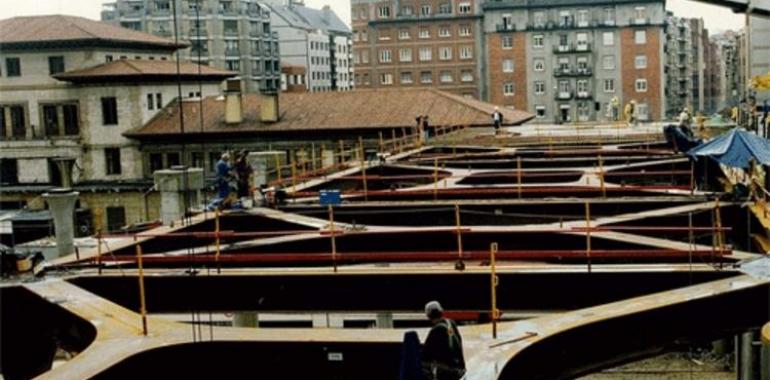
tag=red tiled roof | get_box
[125,88,534,137]
[53,60,237,82]
[0,15,185,49]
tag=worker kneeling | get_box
[421,301,466,380]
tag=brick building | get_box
[350,0,484,99]
[482,0,666,123]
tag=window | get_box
[156,93,163,109]
[535,81,545,95]
[105,148,122,175]
[459,25,471,36]
[458,2,471,14]
[380,73,393,85]
[558,57,569,71]
[533,11,546,27]
[440,71,453,83]
[439,27,451,37]
[106,55,113,62]
[635,78,648,92]
[602,55,615,70]
[223,20,238,34]
[502,59,514,73]
[535,106,546,118]
[361,31,368,41]
[6,58,20,77]
[634,6,647,21]
[105,206,126,232]
[0,159,18,184]
[635,55,647,69]
[378,29,391,40]
[226,59,240,71]
[458,46,472,59]
[576,33,588,50]
[379,49,392,63]
[147,94,154,110]
[636,103,649,120]
[378,6,390,18]
[577,56,588,70]
[602,32,614,46]
[439,47,452,60]
[166,152,180,168]
[401,5,413,15]
[361,50,369,63]
[48,56,65,75]
[533,58,545,72]
[577,79,588,94]
[401,72,413,84]
[399,29,410,40]
[439,3,452,14]
[503,82,514,96]
[558,34,568,48]
[101,97,118,125]
[635,30,646,44]
[42,105,58,136]
[603,8,615,25]
[419,47,432,61]
[576,10,589,27]
[604,79,615,93]
[421,5,431,15]
[533,34,544,48]
[7,106,25,138]
[420,71,432,83]
[62,104,79,135]
[399,48,412,62]
[461,70,473,82]
[502,35,513,49]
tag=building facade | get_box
[350,0,485,99]
[102,0,281,93]
[712,31,743,110]
[267,0,353,92]
[0,15,233,233]
[482,0,666,123]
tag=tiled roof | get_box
[53,60,237,82]
[0,15,185,49]
[267,2,350,34]
[125,88,534,138]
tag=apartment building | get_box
[102,0,281,93]
[266,0,353,92]
[350,0,485,99]
[712,31,743,109]
[750,15,770,103]
[0,15,234,232]
[482,0,666,123]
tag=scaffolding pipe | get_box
[329,205,337,273]
[135,243,148,336]
[490,242,499,340]
[585,202,592,273]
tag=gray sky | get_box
[0,0,745,34]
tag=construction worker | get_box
[695,112,707,133]
[610,97,620,121]
[491,106,503,135]
[731,106,739,125]
[421,301,465,380]
[678,108,691,129]
[624,101,635,126]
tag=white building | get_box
[266,0,353,92]
[0,15,235,231]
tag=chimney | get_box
[260,90,280,122]
[43,188,79,258]
[224,78,243,125]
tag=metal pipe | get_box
[135,242,148,336]
[490,242,499,339]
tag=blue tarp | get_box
[686,128,770,169]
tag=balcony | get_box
[186,7,208,16]
[630,17,650,26]
[554,67,592,77]
[189,28,208,38]
[496,23,515,32]
[553,43,591,54]
[225,48,240,56]
[224,29,240,37]
[576,91,592,99]
[249,30,262,37]
[219,8,239,16]
[555,91,573,100]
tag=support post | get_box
[329,205,337,273]
[135,243,148,336]
[690,160,695,195]
[585,202,592,273]
[274,154,282,183]
[359,137,368,201]
[215,209,221,274]
[338,140,345,164]
[517,157,523,199]
[290,156,297,190]
[96,229,103,275]
[391,129,397,153]
[379,131,384,153]
[490,242,499,339]
[598,155,606,198]
[455,203,464,270]
[433,158,439,200]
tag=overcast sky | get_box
[0,0,745,34]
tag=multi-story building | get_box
[664,14,693,118]
[703,34,722,114]
[482,0,666,123]
[350,0,485,99]
[266,0,353,92]
[712,31,743,109]
[102,0,281,93]
[749,15,770,103]
[0,15,234,233]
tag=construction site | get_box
[2,122,770,380]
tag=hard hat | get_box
[425,301,444,318]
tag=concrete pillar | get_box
[738,331,756,380]
[232,312,259,328]
[246,151,283,188]
[154,167,204,226]
[376,313,394,328]
[762,343,770,380]
[322,148,335,168]
[51,158,75,188]
[43,189,79,259]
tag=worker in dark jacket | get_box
[421,301,466,380]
